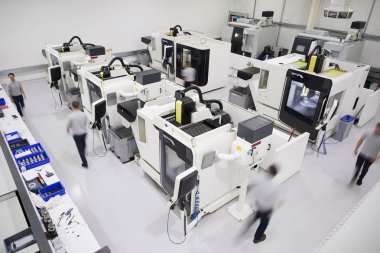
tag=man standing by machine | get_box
[251,165,279,244]
[181,61,196,88]
[8,73,26,118]
[352,122,380,185]
[66,101,88,168]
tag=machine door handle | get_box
[317,98,327,123]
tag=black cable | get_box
[166,205,186,245]
[173,25,183,32]
[65,36,83,45]
[92,128,107,157]
[50,88,61,111]
[128,64,144,72]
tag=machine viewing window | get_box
[182,48,191,66]
[165,146,186,183]
[286,80,321,121]
[87,79,102,105]
[296,45,305,52]
[259,70,269,89]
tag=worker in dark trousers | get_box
[352,122,380,185]
[8,73,26,118]
[66,101,88,168]
[251,165,279,244]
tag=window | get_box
[106,92,117,106]
[286,80,320,120]
[259,70,269,89]
[165,146,186,182]
[138,116,146,143]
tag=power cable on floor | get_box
[92,128,107,157]
[167,204,187,245]
[50,88,62,111]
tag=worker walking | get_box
[66,101,88,168]
[351,122,380,185]
[181,62,196,88]
[250,165,279,244]
[8,73,26,117]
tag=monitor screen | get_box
[296,45,305,52]
[48,66,61,83]
[286,80,320,121]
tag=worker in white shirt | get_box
[66,101,88,168]
[8,73,26,117]
[251,165,279,244]
[352,122,380,185]
[181,62,196,88]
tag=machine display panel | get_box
[296,45,305,52]
[286,80,321,121]
[165,146,186,183]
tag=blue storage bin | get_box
[13,143,44,157]
[4,131,22,143]
[341,114,355,123]
[0,98,5,106]
[14,144,50,171]
[38,182,65,202]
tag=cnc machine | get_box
[43,36,110,103]
[222,11,279,59]
[142,26,230,92]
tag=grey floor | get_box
[20,78,380,253]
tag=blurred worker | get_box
[8,73,26,117]
[257,45,274,61]
[351,122,380,185]
[251,165,279,244]
[66,101,88,168]
[181,62,196,88]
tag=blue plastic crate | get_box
[13,143,45,157]
[0,98,5,106]
[38,182,65,202]
[4,131,22,143]
[14,144,50,171]
[341,114,355,123]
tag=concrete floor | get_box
[21,78,380,253]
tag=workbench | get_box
[0,86,110,253]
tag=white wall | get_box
[365,0,380,36]
[316,0,373,31]
[253,0,284,22]
[231,0,256,18]
[230,0,380,68]
[0,0,233,71]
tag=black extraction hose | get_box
[204,99,223,111]
[173,25,183,32]
[65,36,83,45]
[177,85,223,111]
[179,85,205,103]
[306,45,322,63]
[107,57,132,74]
[128,64,144,72]
[183,31,192,35]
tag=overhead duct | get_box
[323,0,353,19]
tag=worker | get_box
[251,165,279,244]
[7,73,26,117]
[66,101,88,168]
[181,62,196,88]
[351,122,380,185]
[257,45,274,61]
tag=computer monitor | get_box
[91,99,106,124]
[171,167,198,204]
[48,66,61,84]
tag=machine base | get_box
[227,202,254,222]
